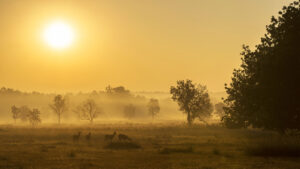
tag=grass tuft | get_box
[159,146,194,154]
[212,147,220,155]
[104,141,141,149]
[68,151,76,158]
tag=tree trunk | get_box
[187,111,192,126]
[58,113,61,124]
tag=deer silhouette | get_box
[104,131,116,142]
[73,131,81,142]
[118,133,132,141]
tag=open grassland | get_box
[0,124,300,169]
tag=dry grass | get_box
[245,138,300,157]
[104,141,141,149]
[159,146,194,154]
[0,124,299,169]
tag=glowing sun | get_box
[43,21,74,49]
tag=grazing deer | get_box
[73,131,81,142]
[86,132,91,141]
[104,131,116,142]
[118,133,132,141]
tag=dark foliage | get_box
[245,139,300,157]
[170,79,213,125]
[223,1,300,132]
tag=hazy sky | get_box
[0,0,294,93]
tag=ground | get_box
[0,123,299,169]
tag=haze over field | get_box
[0,0,294,93]
[1,1,300,169]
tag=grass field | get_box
[0,123,300,169]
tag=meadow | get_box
[0,123,300,169]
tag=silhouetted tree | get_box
[223,1,300,132]
[11,105,19,124]
[49,95,67,124]
[105,85,113,94]
[214,102,225,118]
[28,108,41,126]
[147,98,160,120]
[170,80,213,125]
[105,85,131,96]
[75,99,102,123]
[11,105,38,125]
[16,106,31,122]
[123,104,136,119]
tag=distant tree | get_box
[18,106,31,122]
[170,80,213,125]
[147,98,160,120]
[11,105,39,125]
[49,95,67,124]
[223,1,300,132]
[214,102,225,118]
[28,108,41,126]
[105,85,113,94]
[106,85,131,96]
[11,105,19,124]
[75,99,102,123]
[123,104,136,119]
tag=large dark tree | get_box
[170,80,213,125]
[223,1,300,132]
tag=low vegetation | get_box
[104,141,141,149]
[0,124,299,169]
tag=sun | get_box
[43,21,75,49]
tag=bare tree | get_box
[50,95,67,124]
[75,99,102,124]
[147,98,160,120]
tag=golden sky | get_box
[0,0,294,93]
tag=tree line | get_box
[10,86,162,125]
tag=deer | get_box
[118,133,132,142]
[104,131,116,142]
[73,131,81,142]
[86,132,91,141]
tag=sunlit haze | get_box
[0,0,295,93]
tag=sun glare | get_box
[43,21,74,49]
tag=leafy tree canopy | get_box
[223,1,300,132]
[170,79,213,125]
